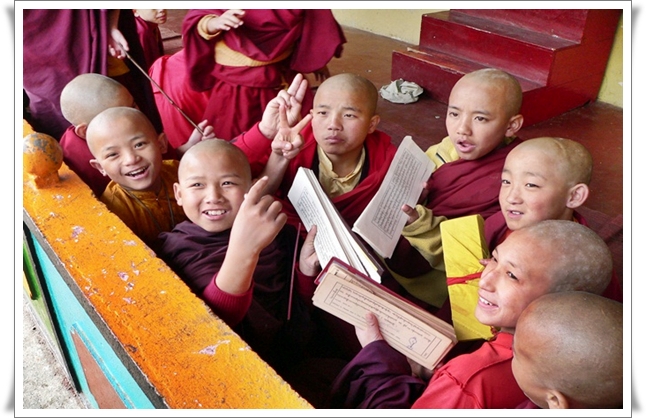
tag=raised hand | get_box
[229,176,287,255]
[258,73,309,139]
[271,105,312,160]
[207,9,246,33]
[177,120,217,157]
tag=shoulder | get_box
[436,332,513,381]
[365,130,396,156]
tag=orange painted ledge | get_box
[22,122,312,409]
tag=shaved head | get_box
[509,136,593,185]
[458,68,523,118]
[60,73,134,126]
[179,139,251,184]
[514,291,622,408]
[316,73,379,116]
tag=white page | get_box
[353,136,435,258]
[287,167,370,278]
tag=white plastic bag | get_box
[379,79,424,104]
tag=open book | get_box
[312,258,457,371]
[287,167,384,283]
[353,135,435,259]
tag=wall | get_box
[332,9,624,108]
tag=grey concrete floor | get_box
[21,293,88,410]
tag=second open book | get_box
[287,135,435,283]
[287,136,456,369]
[312,258,457,371]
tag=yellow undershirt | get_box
[317,146,365,199]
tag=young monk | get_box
[155,139,320,385]
[384,68,525,312]
[486,136,622,302]
[328,220,613,409]
[235,72,397,231]
[512,291,623,409]
[232,72,397,360]
[59,73,137,196]
[86,107,213,247]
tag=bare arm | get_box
[108,10,128,59]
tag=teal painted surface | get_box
[30,232,155,409]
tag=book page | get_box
[312,259,456,371]
[353,136,435,259]
[288,167,372,279]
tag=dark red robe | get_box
[155,221,314,374]
[234,122,397,233]
[23,9,162,138]
[134,14,164,71]
[148,50,211,149]
[181,9,346,140]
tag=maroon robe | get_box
[155,221,314,372]
[234,122,397,232]
[23,9,162,138]
[426,139,522,220]
[181,9,346,140]
[148,50,211,149]
[134,14,164,71]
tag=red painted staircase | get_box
[391,9,621,126]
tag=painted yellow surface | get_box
[22,122,312,409]
[597,13,623,107]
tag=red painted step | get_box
[391,9,621,126]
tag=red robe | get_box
[181,9,346,140]
[425,139,522,220]
[329,332,528,409]
[23,9,163,139]
[134,14,164,71]
[234,122,398,231]
[59,126,111,197]
[148,50,211,149]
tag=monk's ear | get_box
[90,159,107,176]
[173,182,182,206]
[74,123,88,139]
[505,114,524,137]
[566,183,589,209]
[545,390,569,409]
[367,114,381,134]
[157,132,169,155]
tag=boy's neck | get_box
[320,146,364,178]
